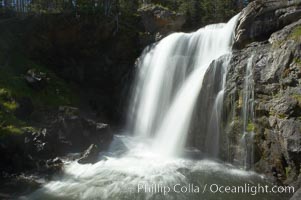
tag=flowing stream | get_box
[26,15,291,200]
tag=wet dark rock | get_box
[0,174,42,199]
[24,69,48,90]
[50,107,113,153]
[24,128,59,159]
[0,133,35,174]
[23,106,113,158]
[189,57,227,154]
[78,144,100,164]
[43,158,64,176]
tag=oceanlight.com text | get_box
[137,183,295,196]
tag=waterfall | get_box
[204,56,231,158]
[239,55,255,169]
[28,13,289,200]
[128,14,240,157]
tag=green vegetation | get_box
[0,53,77,107]
[238,94,243,109]
[292,94,301,105]
[269,109,287,119]
[0,20,78,137]
[272,26,301,49]
[0,69,77,137]
[294,57,301,66]
[0,53,78,136]
[278,113,287,119]
[246,122,255,132]
[285,166,292,178]
[1,125,22,135]
[0,87,24,137]
[289,25,301,42]
[0,86,38,137]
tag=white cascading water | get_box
[26,14,288,200]
[204,56,231,158]
[240,55,255,169]
[130,15,240,157]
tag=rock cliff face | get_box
[223,0,301,190]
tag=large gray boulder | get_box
[234,0,301,49]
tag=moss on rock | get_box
[290,25,301,42]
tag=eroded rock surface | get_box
[224,2,301,186]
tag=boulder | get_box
[234,0,301,49]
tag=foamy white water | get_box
[28,135,284,200]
